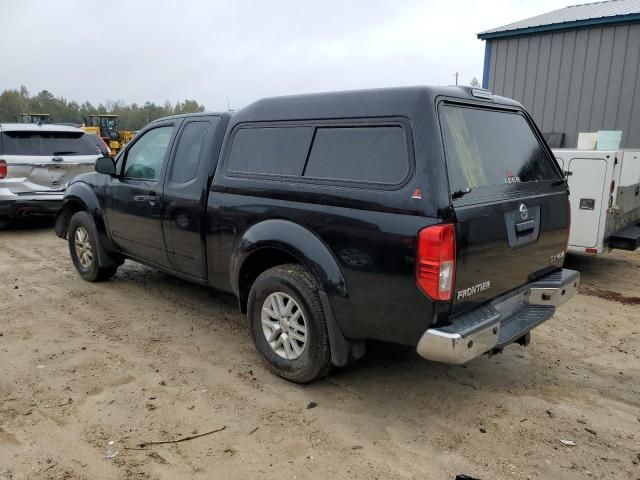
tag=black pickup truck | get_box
[55,86,579,383]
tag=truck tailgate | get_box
[452,192,569,314]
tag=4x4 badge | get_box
[519,203,528,220]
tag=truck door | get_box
[162,117,221,278]
[106,122,178,266]
[566,157,608,248]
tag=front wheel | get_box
[68,211,117,282]
[247,264,331,383]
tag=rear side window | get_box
[228,126,313,176]
[170,121,210,183]
[439,105,559,192]
[0,131,98,156]
[226,122,410,186]
[304,126,409,184]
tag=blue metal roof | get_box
[478,0,640,39]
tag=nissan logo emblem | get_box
[519,203,528,220]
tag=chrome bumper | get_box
[416,269,580,364]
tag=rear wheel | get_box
[248,264,331,383]
[68,211,117,282]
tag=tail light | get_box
[0,160,6,179]
[416,224,456,301]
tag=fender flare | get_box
[232,219,355,366]
[231,219,348,298]
[55,182,120,268]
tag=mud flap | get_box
[319,291,365,367]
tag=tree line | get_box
[0,86,206,131]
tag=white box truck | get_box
[552,149,640,254]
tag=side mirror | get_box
[95,156,116,175]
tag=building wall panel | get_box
[485,23,640,148]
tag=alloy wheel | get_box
[261,292,308,360]
[74,226,94,268]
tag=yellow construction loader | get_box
[83,114,135,155]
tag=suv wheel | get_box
[68,211,117,282]
[248,264,331,383]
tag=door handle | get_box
[133,192,160,204]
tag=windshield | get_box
[439,105,560,193]
[0,131,98,156]
[101,118,118,131]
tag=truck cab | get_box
[55,86,579,383]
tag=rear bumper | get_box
[0,195,64,217]
[416,269,580,364]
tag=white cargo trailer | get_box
[552,149,640,255]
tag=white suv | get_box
[0,123,100,220]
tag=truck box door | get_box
[567,157,607,248]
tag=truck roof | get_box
[148,86,523,128]
[0,123,86,133]
[148,111,227,123]
[231,86,522,124]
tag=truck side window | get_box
[303,126,409,184]
[123,126,174,181]
[170,121,209,183]
[228,126,313,176]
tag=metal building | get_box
[478,0,640,148]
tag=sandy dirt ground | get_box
[0,219,639,480]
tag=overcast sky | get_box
[1,0,570,111]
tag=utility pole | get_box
[454,72,459,85]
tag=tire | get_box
[68,211,117,282]
[247,264,331,383]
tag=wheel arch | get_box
[55,182,105,238]
[54,197,86,238]
[232,219,348,308]
[233,220,356,367]
[55,182,121,268]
